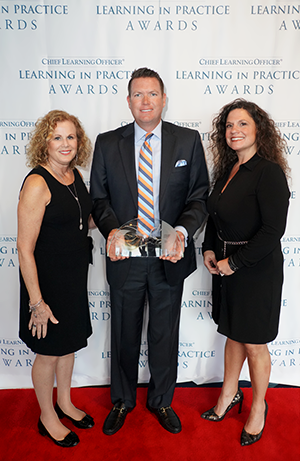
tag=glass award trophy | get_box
[107,219,184,258]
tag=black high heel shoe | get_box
[201,388,244,421]
[55,402,94,429]
[241,400,268,446]
[38,418,79,447]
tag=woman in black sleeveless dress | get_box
[18,110,94,447]
[201,100,290,446]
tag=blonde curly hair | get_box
[26,110,92,169]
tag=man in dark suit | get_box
[90,68,209,435]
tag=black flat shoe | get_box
[147,403,182,434]
[103,402,131,435]
[241,401,268,446]
[38,418,79,447]
[55,402,94,429]
[201,388,244,421]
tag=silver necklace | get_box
[48,162,83,230]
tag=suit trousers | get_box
[109,257,184,409]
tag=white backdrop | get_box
[0,0,299,389]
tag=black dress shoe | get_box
[55,402,94,429]
[241,401,268,446]
[201,388,244,421]
[38,418,79,447]
[103,403,130,435]
[147,404,182,434]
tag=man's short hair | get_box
[128,68,164,96]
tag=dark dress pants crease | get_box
[109,257,183,409]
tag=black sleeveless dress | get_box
[19,166,93,356]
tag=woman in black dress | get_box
[18,110,94,447]
[201,99,290,446]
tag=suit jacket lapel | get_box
[119,123,138,210]
[160,122,176,204]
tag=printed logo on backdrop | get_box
[173,120,201,129]
[176,57,299,96]
[94,246,107,257]
[269,338,300,369]
[0,338,34,368]
[0,237,18,269]
[0,4,68,31]
[89,289,113,363]
[95,3,300,32]
[3,2,299,33]
[170,120,210,145]
[18,57,130,96]
[178,341,216,370]
[0,121,34,156]
[277,120,300,157]
[181,290,213,321]
[282,238,300,268]
[96,4,230,32]
[139,340,148,370]
[88,289,111,322]
[250,4,300,31]
[83,179,90,189]
[42,58,125,66]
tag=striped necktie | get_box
[137,132,154,236]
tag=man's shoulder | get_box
[96,123,134,141]
[162,120,199,138]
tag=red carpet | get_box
[1,386,299,461]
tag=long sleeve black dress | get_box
[202,154,290,344]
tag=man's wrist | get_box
[175,226,188,247]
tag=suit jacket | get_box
[90,121,209,288]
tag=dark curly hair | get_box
[128,67,164,96]
[209,99,290,184]
[26,110,92,169]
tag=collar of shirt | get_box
[134,120,162,145]
[240,153,260,171]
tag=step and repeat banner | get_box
[0,0,299,389]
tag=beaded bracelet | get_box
[29,298,43,313]
[228,256,239,272]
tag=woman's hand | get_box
[203,250,219,274]
[28,299,59,339]
[217,258,234,277]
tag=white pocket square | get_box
[175,159,187,167]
